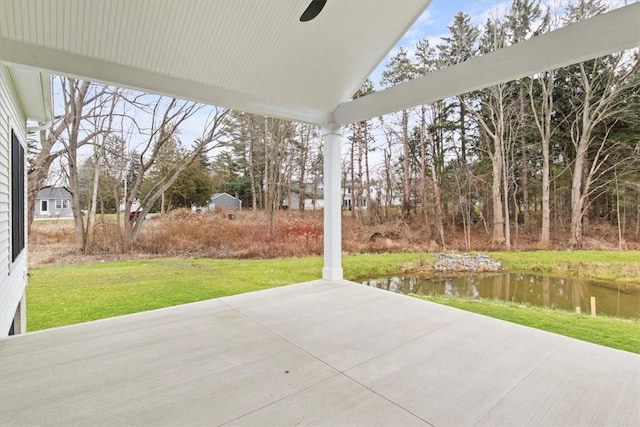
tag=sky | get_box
[368,0,514,87]
[370,0,631,89]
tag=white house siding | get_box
[0,66,28,337]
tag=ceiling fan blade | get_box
[300,0,327,22]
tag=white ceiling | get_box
[0,0,638,126]
[0,0,430,124]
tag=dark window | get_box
[41,200,48,212]
[11,130,25,262]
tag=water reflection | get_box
[363,274,640,319]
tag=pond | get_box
[363,274,640,319]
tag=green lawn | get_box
[491,250,640,285]
[27,251,640,354]
[28,257,318,331]
[27,253,429,331]
[419,296,640,354]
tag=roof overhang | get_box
[0,1,638,127]
[4,65,53,125]
[0,0,430,125]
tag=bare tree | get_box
[84,89,122,248]
[565,54,639,247]
[467,81,515,247]
[124,98,229,244]
[28,76,107,232]
[530,69,555,246]
[465,17,515,247]
[554,0,640,247]
[59,79,112,251]
[295,123,317,213]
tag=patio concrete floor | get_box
[1,279,639,426]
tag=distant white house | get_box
[283,181,401,212]
[342,181,403,211]
[283,192,325,211]
[282,182,324,210]
[0,64,53,337]
[34,186,73,219]
[208,193,242,211]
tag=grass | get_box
[343,252,433,279]
[28,257,317,331]
[27,253,429,331]
[27,251,639,354]
[418,296,640,354]
[491,250,640,287]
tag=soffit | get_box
[5,65,52,123]
[1,1,636,127]
[0,0,431,124]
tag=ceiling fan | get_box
[300,0,327,22]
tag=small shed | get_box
[34,186,73,219]
[209,193,242,211]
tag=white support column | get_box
[321,124,343,281]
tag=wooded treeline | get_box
[29,0,639,252]
[358,0,640,249]
[213,0,640,249]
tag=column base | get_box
[322,267,344,281]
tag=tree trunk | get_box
[458,96,467,165]
[569,143,586,248]
[430,152,445,247]
[384,148,393,220]
[541,141,551,245]
[491,148,506,245]
[85,152,100,250]
[458,96,469,249]
[249,118,258,210]
[68,145,85,252]
[530,71,554,247]
[363,121,371,219]
[401,109,411,218]
[581,158,590,236]
[569,65,592,249]
[356,122,364,222]
[615,169,623,250]
[67,83,87,251]
[349,123,355,214]
[419,106,431,242]
[519,84,529,230]
[501,136,511,250]
[298,125,308,213]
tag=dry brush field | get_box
[29,209,638,268]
